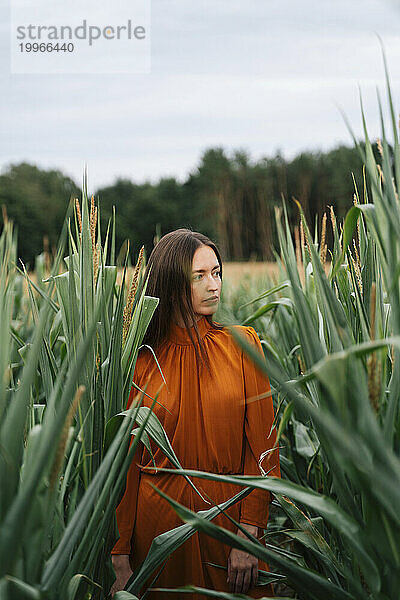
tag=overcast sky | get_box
[1,0,400,190]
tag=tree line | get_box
[0,144,374,266]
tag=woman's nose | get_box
[206,274,218,290]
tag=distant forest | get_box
[0,144,377,266]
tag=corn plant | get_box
[0,182,162,599]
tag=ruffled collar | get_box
[168,316,213,346]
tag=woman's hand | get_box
[111,554,133,597]
[227,523,259,594]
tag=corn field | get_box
[2,62,400,600]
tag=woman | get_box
[111,229,280,598]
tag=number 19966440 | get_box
[19,42,74,52]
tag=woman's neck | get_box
[174,313,203,328]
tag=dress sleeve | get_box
[239,327,280,529]
[112,369,144,554]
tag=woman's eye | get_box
[193,274,203,281]
[213,271,221,278]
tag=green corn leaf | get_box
[114,592,140,600]
[127,487,252,595]
[152,485,357,600]
[241,298,293,326]
[154,586,289,599]
[0,576,41,600]
[149,467,379,593]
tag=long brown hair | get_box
[142,228,224,358]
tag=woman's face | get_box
[190,245,221,319]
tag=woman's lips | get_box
[203,296,219,303]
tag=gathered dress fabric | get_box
[112,317,280,599]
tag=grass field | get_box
[222,261,280,285]
[3,63,400,600]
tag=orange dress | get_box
[112,317,280,599]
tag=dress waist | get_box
[138,465,242,476]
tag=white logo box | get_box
[11,0,151,74]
